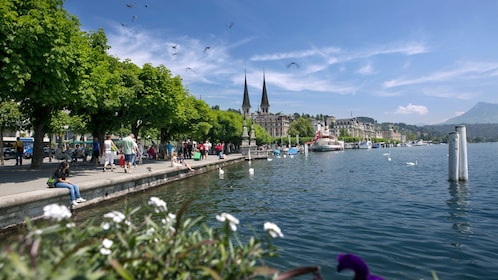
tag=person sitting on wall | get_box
[55,145,71,161]
[71,144,87,164]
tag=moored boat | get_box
[358,139,372,149]
[309,123,344,152]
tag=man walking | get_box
[13,137,24,166]
[122,133,135,173]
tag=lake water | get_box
[68,144,498,279]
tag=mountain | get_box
[442,102,498,124]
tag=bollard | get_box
[448,125,468,181]
[455,125,468,181]
[448,132,459,181]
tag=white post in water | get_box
[448,125,468,181]
[456,125,468,181]
[448,132,459,181]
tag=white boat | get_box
[309,124,344,152]
[358,140,372,149]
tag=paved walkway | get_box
[0,154,242,197]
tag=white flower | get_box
[66,222,75,228]
[100,238,113,255]
[166,213,176,222]
[43,204,72,221]
[103,211,126,223]
[102,238,113,248]
[148,197,168,213]
[146,228,155,236]
[101,222,110,230]
[264,222,284,238]
[216,213,240,232]
[100,248,111,255]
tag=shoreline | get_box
[0,154,245,232]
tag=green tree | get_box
[288,117,315,137]
[134,64,189,143]
[0,0,87,168]
[0,100,24,165]
[73,31,137,159]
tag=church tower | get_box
[260,72,270,115]
[241,74,251,119]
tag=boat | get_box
[287,147,299,155]
[358,139,372,149]
[309,123,344,152]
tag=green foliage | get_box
[287,117,314,137]
[0,199,288,280]
[0,100,24,132]
[1,0,88,167]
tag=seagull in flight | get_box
[125,4,134,8]
[171,44,177,49]
[287,62,300,68]
[226,21,234,29]
[185,67,195,73]
[204,46,211,53]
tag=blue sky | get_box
[64,0,498,125]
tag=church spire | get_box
[260,72,270,115]
[242,72,251,119]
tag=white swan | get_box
[267,158,273,162]
[249,167,254,175]
[218,167,225,175]
[405,159,418,166]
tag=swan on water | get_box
[405,159,418,166]
[249,167,254,175]
[218,167,225,175]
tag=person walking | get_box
[103,135,119,172]
[92,137,100,166]
[122,133,135,173]
[53,162,86,206]
[13,137,24,166]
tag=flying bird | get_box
[287,62,300,68]
[132,15,137,21]
[125,4,134,8]
[204,46,211,53]
[226,21,234,28]
[171,44,177,49]
[185,67,195,73]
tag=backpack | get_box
[46,176,56,188]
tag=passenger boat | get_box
[309,123,344,152]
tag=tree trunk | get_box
[31,108,49,169]
[0,128,4,166]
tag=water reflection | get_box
[447,181,472,236]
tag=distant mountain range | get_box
[442,102,498,124]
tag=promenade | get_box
[0,153,245,230]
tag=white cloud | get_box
[357,63,373,74]
[395,103,428,115]
[383,61,498,88]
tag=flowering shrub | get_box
[0,196,394,279]
[0,197,295,279]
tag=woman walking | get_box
[103,135,119,172]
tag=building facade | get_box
[241,73,289,137]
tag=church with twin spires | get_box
[241,73,290,137]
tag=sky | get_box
[63,0,498,125]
